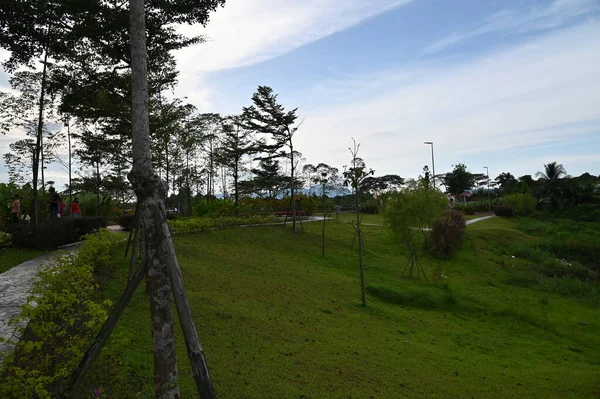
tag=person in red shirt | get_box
[10,195,20,223]
[71,198,81,217]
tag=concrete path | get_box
[358,215,496,228]
[466,215,495,225]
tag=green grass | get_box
[0,247,47,274]
[97,217,600,398]
[336,212,384,225]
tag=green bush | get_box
[0,229,125,398]
[0,231,11,248]
[453,199,502,215]
[430,209,466,258]
[361,199,381,214]
[6,217,106,249]
[503,193,537,216]
[537,204,600,223]
[492,204,514,217]
[168,215,279,234]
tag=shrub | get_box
[0,231,11,248]
[503,193,537,216]
[539,204,600,223]
[492,204,514,217]
[0,229,125,398]
[168,215,279,234]
[6,217,106,249]
[430,209,466,258]
[361,199,381,214]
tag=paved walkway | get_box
[362,215,495,228]
[466,215,495,225]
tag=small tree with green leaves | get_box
[383,186,447,279]
[303,163,339,255]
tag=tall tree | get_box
[242,86,302,232]
[217,116,259,210]
[240,158,286,199]
[195,113,222,204]
[536,161,568,208]
[495,172,518,195]
[443,163,477,195]
[362,174,404,197]
[0,70,59,225]
[73,127,116,216]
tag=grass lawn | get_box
[99,217,600,398]
[0,247,47,274]
[335,212,384,225]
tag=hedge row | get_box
[5,217,106,249]
[0,229,126,398]
[168,215,281,234]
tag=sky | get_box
[1,0,600,188]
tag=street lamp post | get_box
[483,166,490,212]
[424,142,435,190]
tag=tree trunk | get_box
[290,141,296,232]
[68,120,72,216]
[41,131,45,206]
[322,189,326,256]
[165,142,170,199]
[233,164,239,212]
[129,1,180,397]
[31,50,49,226]
[96,161,101,216]
[355,186,366,306]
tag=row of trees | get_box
[440,162,598,209]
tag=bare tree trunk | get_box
[322,189,326,256]
[41,131,46,205]
[68,120,72,216]
[129,1,180,397]
[32,49,49,227]
[96,161,101,216]
[290,141,296,232]
[355,187,366,307]
[233,164,239,212]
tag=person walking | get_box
[71,198,81,217]
[49,187,61,218]
[59,200,66,218]
[10,195,20,223]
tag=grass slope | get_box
[100,217,600,398]
[0,248,47,274]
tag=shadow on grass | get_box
[367,282,561,335]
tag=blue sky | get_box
[1,0,600,188]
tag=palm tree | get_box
[536,162,567,208]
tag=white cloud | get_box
[295,20,600,178]
[175,0,411,73]
[424,0,599,54]
[172,0,411,110]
